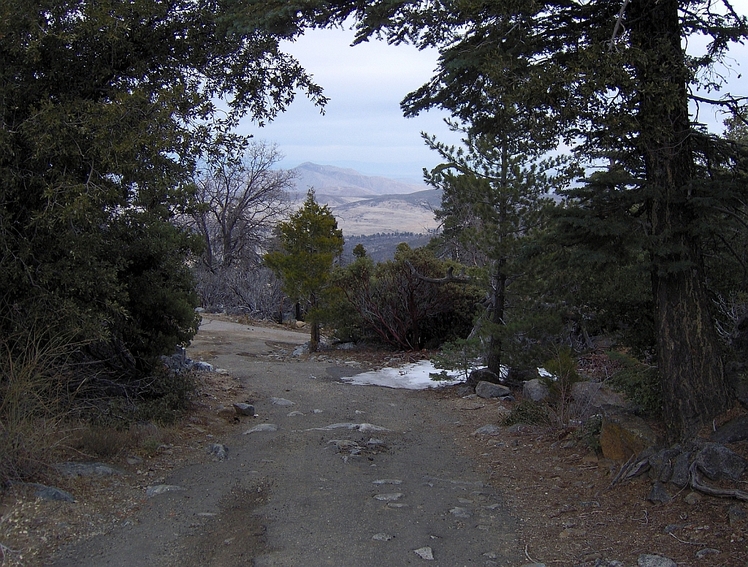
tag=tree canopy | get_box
[0,0,324,373]
[244,0,748,440]
[265,190,344,351]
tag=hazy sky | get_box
[241,15,748,182]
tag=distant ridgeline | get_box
[342,232,434,263]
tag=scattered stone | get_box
[192,361,214,372]
[372,533,394,541]
[233,402,255,416]
[648,447,681,483]
[476,381,512,399]
[387,502,408,508]
[693,442,747,481]
[695,548,720,559]
[287,410,305,416]
[367,438,386,447]
[670,451,691,488]
[312,409,323,414]
[684,491,702,505]
[306,422,390,432]
[336,342,356,350]
[208,443,229,461]
[647,481,672,504]
[292,344,308,356]
[373,493,403,501]
[523,378,549,402]
[146,484,186,498]
[711,414,748,444]
[413,546,434,560]
[637,554,676,567]
[243,423,278,434]
[728,504,747,526]
[472,424,502,436]
[449,506,471,518]
[270,397,295,407]
[55,462,124,477]
[35,485,75,502]
[329,439,360,453]
[126,456,143,466]
[599,406,659,461]
[372,479,402,485]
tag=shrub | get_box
[502,400,551,426]
[607,351,661,415]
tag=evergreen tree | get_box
[0,0,324,375]
[246,0,748,441]
[265,191,344,351]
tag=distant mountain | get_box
[285,163,440,238]
[290,163,427,197]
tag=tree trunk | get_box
[486,261,506,377]
[631,0,730,441]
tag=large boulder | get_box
[599,406,659,461]
[475,381,512,399]
[523,378,549,402]
[694,442,747,481]
[571,381,627,409]
[467,367,501,387]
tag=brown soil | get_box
[1,317,746,567]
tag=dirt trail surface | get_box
[49,317,520,567]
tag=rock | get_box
[215,405,236,421]
[35,485,75,502]
[693,442,747,481]
[599,406,659,461]
[648,447,681,483]
[292,344,308,356]
[373,493,403,501]
[728,504,747,526]
[146,484,185,498]
[523,378,549,402]
[684,491,702,505]
[637,554,676,567]
[372,479,402,485]
[571,381,627,409]
[695,548,720,559]
[413,546,434,560]
[270,397,295,406]
[208,443,229,461]
[243,423,278,434]
[192,361,214,372]
[372,533,394,541]
[670,451,691,488]
[233,402,255,416]
[449,506,471,518]
[475,381,512,399]
[647,481,672,504]
[55,462,124,477]
[467,367,500,387]
[472,424,502,436]
[711,414,748,443]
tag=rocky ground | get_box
[0,316,746,566]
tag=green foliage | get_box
[501,400,551,427]
[430,337,483,382]
[331,244,482,350]
[0,0,325,382]
[607,352,661,416]
[265,190,344,350]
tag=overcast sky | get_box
[240,15,748,183]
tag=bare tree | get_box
[188,141,295,314]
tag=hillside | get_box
[287,163,440,238]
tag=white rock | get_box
[414,546,434,560]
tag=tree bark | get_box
[630,0,730,441]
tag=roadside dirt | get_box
[1,315,747,566]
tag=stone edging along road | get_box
[50,318,521,567]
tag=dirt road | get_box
[50,318,520,567]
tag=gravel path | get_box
[50,319,520,567]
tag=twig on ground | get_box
[669,532,707,546]
[524,544,539,563]
[1,541,19,561]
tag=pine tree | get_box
[265,191,344,351]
